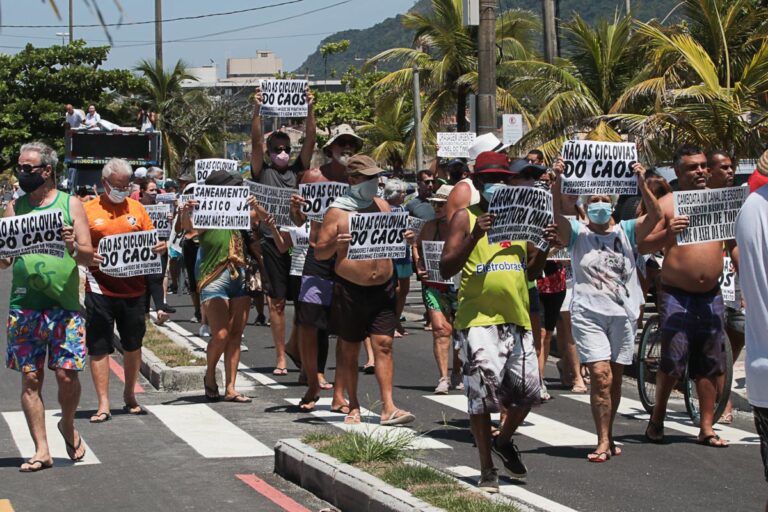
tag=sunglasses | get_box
[16,164,46,174]
[271,146,291,153]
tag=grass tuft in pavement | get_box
[305,429,414,464]
[143,320,205,367]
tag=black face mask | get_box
[18,171,46,193]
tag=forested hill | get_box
[294,0,677,77]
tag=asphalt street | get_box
[0,268,765,512]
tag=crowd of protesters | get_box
[2,89,767,499]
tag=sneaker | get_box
[161,305,177,314]
[450,371,464,391]
[477,468,499,493]
[190,314,200,324]
[240,343,249,352]
[199,325,211,337]
[434,377,450,395]
[540,382,551,401]
[255,313,267,326]
[492,438,527,479]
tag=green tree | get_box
[312,68,385,141]
[319,40,351,88]
[357,95,414,169]
[0,41,138,170]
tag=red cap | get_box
[473,151,512,174]
[749,168,768,194]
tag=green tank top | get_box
[454,205,531,331]
[10,192,80,311]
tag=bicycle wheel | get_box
[637,315,662,414]
[684,336,734,425]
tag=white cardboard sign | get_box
[347,211,408,261]
[299,182,349,222]
[97,230,162,277]
[144,203,172,239]
[487,185,553,250]
[422,240,453,284]
[502,114,524,145]
[193,185,250,229]
[560,140,638,195]
[672,187,747,245]
[195,159,238,184]
[259,79,309,117]
[0,209,66,258]
[437,132,476,158]
[245,180,295,228]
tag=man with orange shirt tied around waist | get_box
[84,158,167,423]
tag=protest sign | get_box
[156,192,177,204]
[195,158,238,184]
[437,132,476,158]
[144,204,172,239]
[407,216,426,238]
[299,182,349,222]
[548,215,575,261]
[245,180,295,227]
[347,211,408,260]
[283,224,310,276]
[502,114,524,145]
[97,230,162,278]
[672,186,748,245]
[259,79,308,117]
[169,218,183,254]
[193,185,250,229]
[719,255,739,305]
[487,186,553,250]
[560,140,638,195]
[421,241,453,284]
[0,209,65,258]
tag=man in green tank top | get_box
[1,141,94,472]
[441,151,555,492]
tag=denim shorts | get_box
[200,267,248,303]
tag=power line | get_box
[0,31,334,44]
[0,0,305,28]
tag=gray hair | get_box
[384,178,406,201]
[20,141,58,170]
[102,158,133,179]
[580,193,619,207]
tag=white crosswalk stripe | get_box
[563,394,759,445]
[2,410,100,466]
[285,397,451,450]
[146,403,273,458]
[425,394,613,447]
[447,465,581,512]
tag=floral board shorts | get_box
[6,308,86,373]
[455,323,541,415]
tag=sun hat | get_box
[467,133,509,161]
[473,151,513,175]
[430,184,454,202]
[345,154,385,176]
[204,169,243,187]
[323,124,364,156]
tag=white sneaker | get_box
[199,325,211,337]
[450,372,464,391]
[240,343,248,352]
[434,377,450,394]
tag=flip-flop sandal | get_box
[380,409,415,426]
[330,404,350,415]
[571,384,588,394]
[344,412,361,425]
[57,420,86,462]
[719,413,734,425]
[697,434,729,448]
[272,367,288,376]
[89,412,112,423]
[204,375,220,402]
[298,395,319,412]
[645,419,665,444]
[609,443,622,456]
[363,364,375,375]
[223,394,252,403]
[19,459,53,473]
[319,381,333,390]
[587,451,610,463]
[123,405,148,415]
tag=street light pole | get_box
[476,0,497,136]
[413,63,424,171]
[155,0,163,68]
[543,0,558,64]
[68,0,73,43]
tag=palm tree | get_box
[501,14,639,159]
[357,96,414,169]
[606,0,768,159]
[366,0,539,137]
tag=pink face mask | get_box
[270,151,290,168]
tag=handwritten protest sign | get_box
[719,255,739,305]
[259,79,308,117]
[422,241,453,284]
[347,211,408,260]
[245,180,295,227]
[193,185,250,229]
[487,186,553,250]
[97,230,162,278]
[144,204,172,239]
[299,182,349,222]
[195,158,238,184]
[560,140,638,195]
[407,216,426,238]
[502,114,524,145]
[672,187,748,245]
[0,209,65,258]
[437,132,476,158]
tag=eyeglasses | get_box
[16,164,46,174]
[104,180,131,193]
[271,146,291,153]
[420,180,435,185]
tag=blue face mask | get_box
[482,183,504,203]
[587,202,613,225]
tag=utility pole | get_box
[413,64,424,170]
[476,0,497,136]
[625,0,631,15]
[155,0,163,68]
[68,0,73,43]
[542,0,558,64]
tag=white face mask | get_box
[105,181,129,204]
[349,178,378,204]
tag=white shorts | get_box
[571,307,636,365]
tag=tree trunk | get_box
[457,86,468,132]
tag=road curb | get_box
[274,439,443,512]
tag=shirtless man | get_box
[315,154,415,426]
[641,144,729,447]
[289,125,362,413]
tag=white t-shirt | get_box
[283,224,310,277]
[66,109,85,128]
[735,184,768,407]
[84,112,101,127]
[568,219,643,321]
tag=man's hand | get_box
[246,195,259,210]
[542,223,560,246]
[668,215,689,235]
[403,229,415,244]
[552,158,565,176]
[471,213,495,239]
[93,252,104,265]
[252,87,264,114]
[306,86,314,107]
[152,241,168,255]
[290,193,305,214]
[0,257,13,269]
[336,231,352,245]
[632,162,647,182]
[61,225,76,252]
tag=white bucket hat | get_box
[467,133,509,161]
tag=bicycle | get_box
[636,314,733,424]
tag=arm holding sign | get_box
[551,159,573,249]
[526,225,558,280]
[444,181,473,222]
[633,163,663,250]
[298,87,316,170]
[440,209,494,278]
[636,194,688,254]
[315,208,351,261]
[250,87,265,181]
[0,200,17,268]
[66,196,94,266]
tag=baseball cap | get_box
[473,152,513,175]
[467,133,509,161]
[134,167,148,179]
[509,159,547,178]
[205,169,243,187]
[346,154,386,176]
[323,124,364,156]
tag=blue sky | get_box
[0,0,416,73]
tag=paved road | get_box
[1,269,764,512]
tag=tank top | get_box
[10,192,80,311]
[459,177,481,206]
[453,205,531,330]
